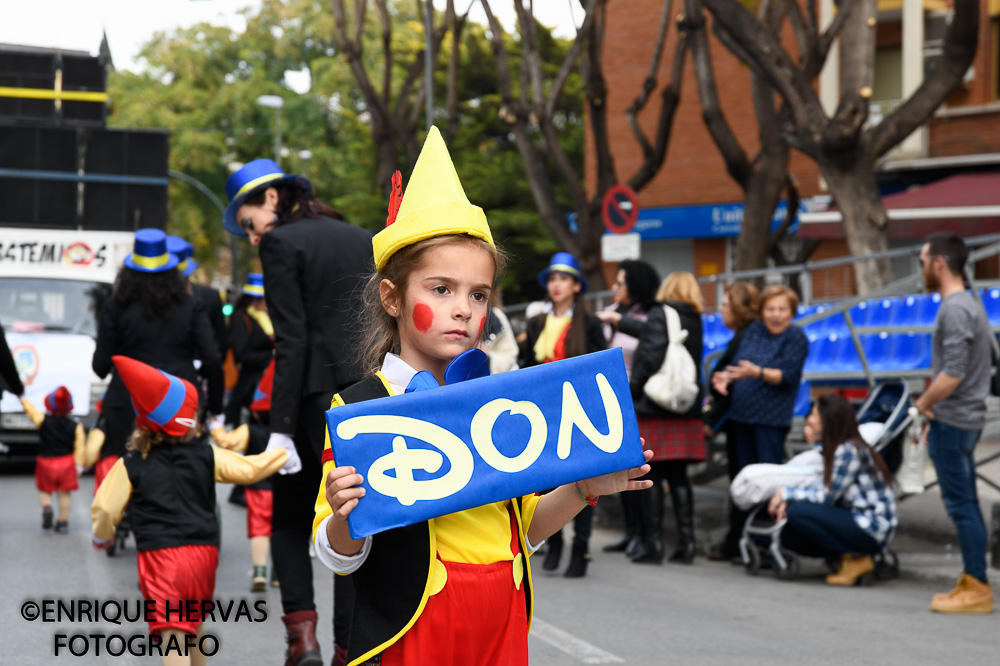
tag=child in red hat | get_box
[212,359,279,592]
[21,386,84,534]
[92,356,288,666]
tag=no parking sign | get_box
[602,184,639,234]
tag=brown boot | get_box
[825,554,875,586]
[930,574,994,614]
[331,644,348,666]
[282,610,323,666]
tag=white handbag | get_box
[896,407,927,495]
[643,305,699,413]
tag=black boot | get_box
[543,530,563,571]
[668,483,696,564]
[603,492,640,554]
[631,484,664,564]
[564,540,590,578]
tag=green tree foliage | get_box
[107,0,582,303]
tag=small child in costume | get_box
[312,127,653,666]
[211,359,279,592]
[92,356,287,666]
[22,386,84,533]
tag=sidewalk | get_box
[597,438,1000,585]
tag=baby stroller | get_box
[738,379,912,580]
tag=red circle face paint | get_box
[412,302,434,333]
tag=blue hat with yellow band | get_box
[242,273,265,298]
[538,251,589,293]
[165,235,199,277]
[124,229,180,273]
[223,159,311,237]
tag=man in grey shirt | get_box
[915,232,993,614]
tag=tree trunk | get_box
[819,149,891,293]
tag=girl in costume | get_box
[22,386,84,533]
[518,251,607,577]
[223,273,275,427]
[92,356,287,666]
[212,359,280,592]
[312,127,652,666]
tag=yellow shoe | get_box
[825,554,875,586]
[930,574,994,614]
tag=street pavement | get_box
[1,451,998,666]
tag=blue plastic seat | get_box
[982,287,1000,326]
[892,332,932,370]
[889,294,923,328]
[834,335,863,372]
[804,333,847,374]
[866,297,900,329]
[849,300,872,327]
[793,381,812,417]
[861,332,895,371]
[917,292,941,326]
[702,314,733,345]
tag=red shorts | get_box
[379,508,528,666]
[245,488,273,539]
[138,545,219,635]
[35,455,78,493]
[93,455,118,497]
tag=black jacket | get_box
[518,311,606,368]
[629,301,704,419]
[225,311,274,423]
[702,325,750,430]
[92,295,222,412]
[259,215,374,435]
[0,320,24,399]
[193,283,229,360]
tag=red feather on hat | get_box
[385,170,403,227]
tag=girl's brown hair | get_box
[724,281,760,330]
[656,271,704,314]
[815,393,892,487]
[356,235,507,376]
[127,428,194,459]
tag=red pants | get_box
[138,545,219,635]
[245,488,273,538]
[93,455,118,497]
[379,509,528,666]
[35,455,78,493]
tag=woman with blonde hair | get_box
[628,272,705,564]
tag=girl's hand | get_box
[768,490,787,522]
[576,448,654,498]
[711,371,730,396]
[325,466,366,521]
[596,311,622,326]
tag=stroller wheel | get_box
[744,545,761,576]
[774,550,799,581]
[874,550,899,580]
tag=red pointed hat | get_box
[44,386,73,415]
[249,359,274,412]
[112,356,198,436]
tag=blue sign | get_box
[607,199,805,240]
[325,349,645,539]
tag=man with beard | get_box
[915,232,993,614]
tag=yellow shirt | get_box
[532,314,571,363]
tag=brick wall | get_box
[928,107,1000,156]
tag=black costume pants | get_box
[270,390,354,649]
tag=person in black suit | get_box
[223,159,373,666]
[0,318,25,405]
[91,229,223,492]
[224,276,274,426]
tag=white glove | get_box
[75,465,86,476]
[207,413,226,433]
[266,433,301,475]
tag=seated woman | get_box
[768,393,897,586]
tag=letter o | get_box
[471,399,547,473]
[200,635,220,657]
[69,635,89,657]
[106,635,125,657]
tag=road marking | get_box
[530,618,625,664]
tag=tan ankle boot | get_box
[825,554,875,586]
[930,574,994,614]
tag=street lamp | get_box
[256,95,284,167]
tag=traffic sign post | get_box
[602,184,639,234]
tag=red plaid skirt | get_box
[637,416,706,462]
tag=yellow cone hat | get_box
[373,126,495,271]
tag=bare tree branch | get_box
[625,0,673,165]
[546,0,600,120]
[374,0,392,105]
[869,0,979,157]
